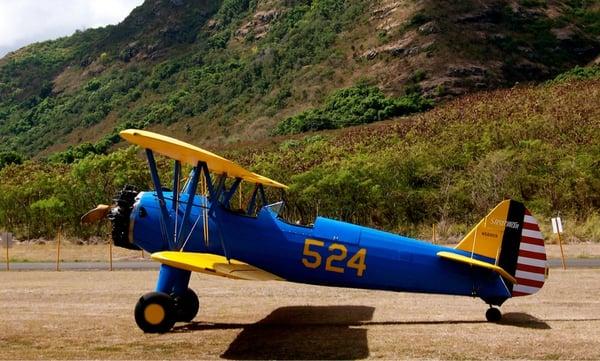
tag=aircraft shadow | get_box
[498,312,551,329]
[176,305,375,360]
[172,308,555,359]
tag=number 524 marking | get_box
[301,239,367,277]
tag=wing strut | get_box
[200,169,209,247]
[209,173,227,215]
[246,184,268,216]
[200,162,215,199]
[178,162,223,253]
[172,160,181,246]
[172,160,180,210]
[177,161,201,249]
[222,178,242,208]
[246,184,258,215]
[145,149,172,249]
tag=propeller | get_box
[80,186,141,250]
[81,204,113,224]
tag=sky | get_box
[0,0,145,58]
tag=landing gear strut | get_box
[485,307,502,322]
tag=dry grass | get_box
[5,242,146,263]
[1,269,599,360]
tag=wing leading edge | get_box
[151,251,284,281]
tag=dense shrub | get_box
[0,147,149,239]
[548,65,600,84]
[0,151,23,170]
[273,84,433,135]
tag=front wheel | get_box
[134,292,176,333]
[174,288,199,322]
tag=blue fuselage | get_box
[130,192,511,304]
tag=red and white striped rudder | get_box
[512,210,547,297]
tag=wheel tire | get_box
[134,292,176,333]
[485,307,502,323]
[173,288,199,322]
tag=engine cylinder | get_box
[108,185,140,250]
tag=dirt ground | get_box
[4,242,599,263]
[545,243,600,259]
[1,269,599,360]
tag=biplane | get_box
[83,129,548,333]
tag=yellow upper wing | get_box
[120,129,287,189]
[437,251,517,284]
[151,251,284,281]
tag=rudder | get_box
[512,208,547,296]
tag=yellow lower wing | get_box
[151,252,284,281]
[437,251,517,284]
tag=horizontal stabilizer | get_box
[437,251,517,284]
[151,251,283,281]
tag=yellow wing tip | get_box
[119,128,139,137]
[150,251,168,261]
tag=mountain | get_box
[0,0,598,158]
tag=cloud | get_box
[0,0,144,57]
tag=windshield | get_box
[265,201,284,216]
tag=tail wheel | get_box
[174,288,199,322]
[485,307,502,322]
[134,292,176,333]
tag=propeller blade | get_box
[81,204,112,224]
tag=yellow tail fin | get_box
[455,200,513,262]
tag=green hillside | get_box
[0,0,598,159]
[1,72,598,242]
